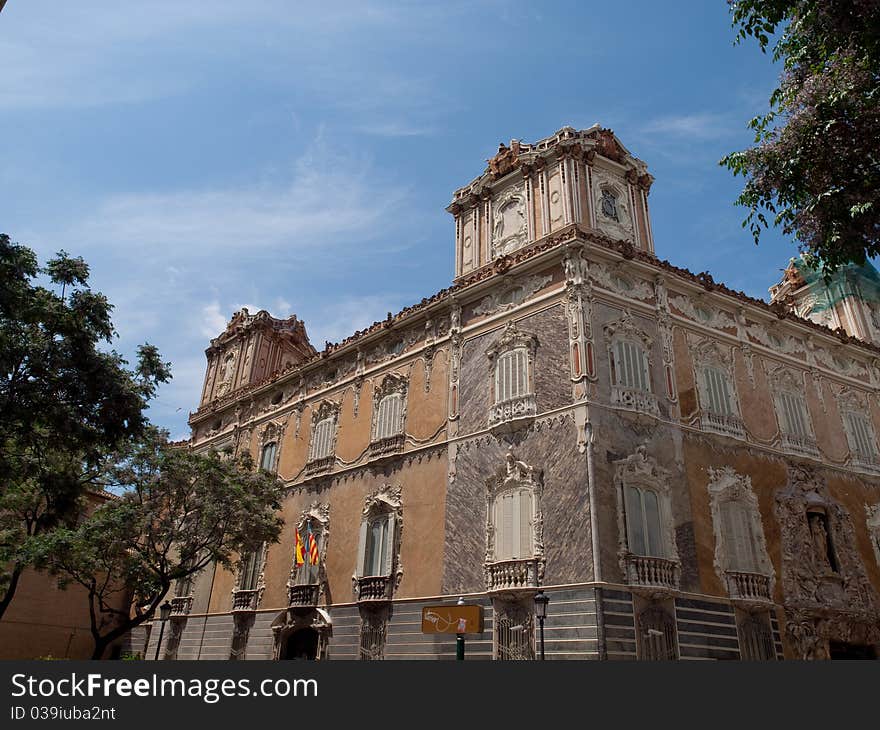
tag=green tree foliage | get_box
[31,430,284,659]
[0,234,171,619]
[721,1,880,274]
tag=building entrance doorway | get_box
[281,628,319,660]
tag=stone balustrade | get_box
[624,554,680,591]
[485,558,541,593]
[611,386,660,417]
[725,570,772,603]
[231,588,260,612]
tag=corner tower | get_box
[446,125,655,280]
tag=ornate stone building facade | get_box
[144,126,880,660]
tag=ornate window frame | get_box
[835,387,880,473]
[288,502,330,609]
[352,485,403,603]
[614,445,679,593]
[604,312,658,416]
[485,322,538,430]
[491,184,528,258]
[232,542,267,613]
[258,420,284,473]
[866,503,880,570]
[690,338,744,439]
[484,452,545,595]
[593,171,634,243]
[768,364,819,458]
[369,373,408,458]
[305,400,341,475]
[707,466,774,604]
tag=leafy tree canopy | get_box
[31,429,284,659]
[0,234,171,618]
[722,0,880,274]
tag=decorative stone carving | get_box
[448,301,462,423]
[670,294,736,329]
[614,445,680,594]
[591,261,653,301]
[352,485,403,602]
[592,170,633,243]
[563,248,594,384]
[270,607,331,660]
[654,277,676,403]
[775,465,879,657]
[866,504,880,569]
[707,467,774,603]
[473,273,553,316]
[491,184,528,258]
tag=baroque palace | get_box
[142,126,880,661]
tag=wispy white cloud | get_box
[640,113,737,141]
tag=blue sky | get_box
[1,1,796,439]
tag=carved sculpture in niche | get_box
[216,349,238,397]
[775,465,880,657]
[866,504,880,569]
[492,184,528,258]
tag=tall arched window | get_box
[486,323,538,429]
[374,394,403,441]
[624,485,664,557]
[239,543,265,592]
[353,486,402,604]
[492,487,534,561]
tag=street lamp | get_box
[153,600,173,661]
[534,590,549,661]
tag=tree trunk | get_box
[0,564,24,622]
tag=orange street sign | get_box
[421,604,483,635]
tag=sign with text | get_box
[421,604,483,635]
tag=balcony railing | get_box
[701,411,745,439]
[231,588,260,612]
[780,432,820,458]
[304,455,335,477]
[354,575,394,603]
[624,554,680,591]
[485,558,541,593]
[724,570,772,603]
[851,452,880,475]
[368,434,405,459]
[488,393,537,429]
[170,596,193,616]
[611,386,660,417]
[287,583,320,608]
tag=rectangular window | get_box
[495,349,529,403]
[361,514,395,577]
[240,544,264,591]
[260,442,277,472]
[779,391,811,438]
[310,418,335,460]
[494,489,533,561]
[845,411,877,458]
[703,366,733,416]
[720,501,759,572]
[613,340,650,392]
[375,394,403,440]
[625,486,664,557]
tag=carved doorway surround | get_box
[270,608,331,661]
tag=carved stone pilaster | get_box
[563,248,594,385]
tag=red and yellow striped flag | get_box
[307,524,319,566]
[294,529,305,566]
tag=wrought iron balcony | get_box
[485,558,542,594]
[169,596,193,616]
[368,433,405,459]
[231,588,260,612]
[724,570,772,603]
[287,583,320,608]
[488,393,537,430]
[304,455,335,477]
[611,386,660,417]
[624,554,680,591]
[780,432,819,458]
[701,411,745,439]
[354,575,394,603]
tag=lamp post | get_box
[534,590,548,661]
[153,600,173,661]
[455,596,465,661]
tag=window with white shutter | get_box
[844,411,877,458]
[612,339,650,392]
[310,417,335,460]
[624,486,664,557]
[360,513,395,577]
[778,391,811,438]
[493,488,534,560]
[374,394,403,440]
[702,366,734,416]
[239,544,264,591]
[494,348,530,403]
[719,500,759,572]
